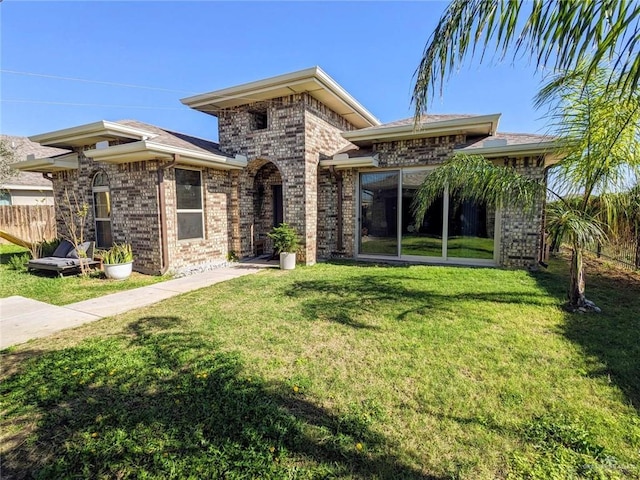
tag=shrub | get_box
[268,223,299,254]
[102,243,133,265]
[8,253,30,271]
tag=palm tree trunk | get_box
[568,245,586,307]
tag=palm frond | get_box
[413,0,640,116]
[411,154,544,223]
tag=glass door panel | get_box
[401,170,443,257]
[447,195,495,259]
[360,171,399,255]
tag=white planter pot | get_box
[279,252,296,270]
[104,261,133,280]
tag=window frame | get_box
[356,166,500,266]
[175,167,205,241]
[92,170,112,249]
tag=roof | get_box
[14,120,246,172]
[82,120,246,170]
[455,132,559,158]
[180,66,381,129]
[114,120,229,157]
[1,135,67,188]
[343,113,501,145]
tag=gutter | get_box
[157,156,178,275]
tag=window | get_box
[176,168,204,240]
[250,109,268,131]
[358,168,497,263]
[92,171,112,248]
[0,191,11,206]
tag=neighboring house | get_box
[14,67,557,275]
[0,135,64,205]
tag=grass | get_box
[361,235,495,259]
[0,244,166,305]
[1,254,639,479]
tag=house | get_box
[14,67,557,275]
[1,135,61,205]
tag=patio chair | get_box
[27,240,100,277]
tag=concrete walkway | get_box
[0,261,274,349]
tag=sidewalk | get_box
[0,261,274,349]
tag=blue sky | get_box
[1,1,549,141]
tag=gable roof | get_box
[181,66,381,129]
[1,135,67,188]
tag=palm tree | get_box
[413,68,640,310]
[413,0,640,116]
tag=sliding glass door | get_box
[360,172,399,255]
[358,169,497,263]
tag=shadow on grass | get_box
[286,273,554,329]
[1,316,440,479]
[531,255,640,413]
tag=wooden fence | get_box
[0,205,56,243]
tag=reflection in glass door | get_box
[401,170,443,257]
[447,195,495,259]
[360,171,399,255]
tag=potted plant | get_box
[102,243,134,280]
[268,223,299,270]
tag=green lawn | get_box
[1,256,639,479]
[0,244,166,305]
[361,235,495,259]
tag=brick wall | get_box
[217,93,356,264]
[51,149,163,274]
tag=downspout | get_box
[329,166,344,253]
[157,155,178,274]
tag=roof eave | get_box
[454,140,559,158]
[29,121,158,148]
[11,153,80,172]
[319,153,379,170]
[343,114,501,145]
[84,141,247,170]
[180,66,381,129]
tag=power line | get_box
[0,69,197,95]
[2,99,184,110]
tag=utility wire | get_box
[1,68,294,107]
[2,99,184,110]
[1,69,197,94]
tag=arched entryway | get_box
[249,161,283,257]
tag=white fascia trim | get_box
[12,152,79,172]
[343,114,501,142]
[29,121,158,146]
[181,66,381,127]
[319,153,379,170]
[1,184,53,191]
[454,140,559,158]
[85,140,247,170]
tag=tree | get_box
[413,68,640,311]
[413,0,640,116]
[0,139,18,186]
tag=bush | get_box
[8,253,30,271]
[268,223,299,254]
[39,239,61,257]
